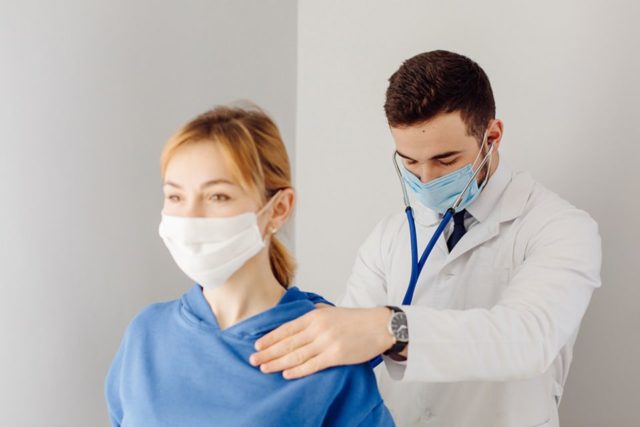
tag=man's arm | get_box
[340,217,393,308]
[251,207,601,382]
[397,208,601,382]
[250,305,394,379]
[250,218,397,378]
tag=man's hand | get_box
[249,306,395,379]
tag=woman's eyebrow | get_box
[163,179,235,189]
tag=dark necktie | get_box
[447,209,467,252]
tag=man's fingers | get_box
[259,342,320,374]
[282,354,327,380]
[254,312,311,351]
[250,330,311,366]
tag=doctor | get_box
[249,50,602,426]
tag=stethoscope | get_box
[369,138,494,367]
[392,139,495,305]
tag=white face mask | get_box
[158,194,278,290]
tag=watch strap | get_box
[383,306,408,359]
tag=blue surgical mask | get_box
[400,137,493,214]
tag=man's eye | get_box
[209,194,230,202]
[439,158,457,166]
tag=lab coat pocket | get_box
[462,249,511,308]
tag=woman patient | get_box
[104,104,395,427]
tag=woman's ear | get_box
[268,188,295,234]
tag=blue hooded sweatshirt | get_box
[105,284,395,427]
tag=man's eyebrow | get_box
[163,179,235,189]
[396,150,462,161]
[430,151,462,160]
[395,151,417,162]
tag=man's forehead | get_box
[391,131,469,149]
[391,113,467,137]
[391,118,479,163]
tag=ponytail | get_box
[269,236,296,288]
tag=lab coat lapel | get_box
[445,220,499,266]
[443,172,535,267]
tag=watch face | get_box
[391,312,409,342]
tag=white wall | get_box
[2,1,638,425]
[0,1,296,425]
[295,1,639,425]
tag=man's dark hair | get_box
[384,50,495,142]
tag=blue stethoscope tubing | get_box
[369,142,494,367]
[395,141,494,305]
[402,206,454,305]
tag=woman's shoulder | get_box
[286,286,334,307]
[122,297,181,339]
[315,360,379,388]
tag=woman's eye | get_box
[166,195,180,202]
[209,193,230,202]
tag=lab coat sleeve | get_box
[398,207,602,382]
[340,217,396,307]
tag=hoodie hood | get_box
[179,283,320,339]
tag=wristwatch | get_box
[383,306,408,361]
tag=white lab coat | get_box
[341,163,602,427]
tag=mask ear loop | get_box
[470,131,489,171]
[478,136,494,191]
[450,133,495,212]
[480,131,495,191]
[470,131,495,191]
[258,190,283,237]
[479,147,493,190]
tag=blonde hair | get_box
[160,104,295,288]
